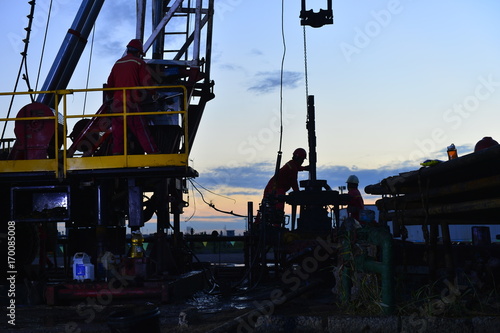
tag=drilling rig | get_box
[2,0,396,314]
[1,0,214,303]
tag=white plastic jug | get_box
[73,252,95,281]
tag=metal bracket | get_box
[300,0,333,28]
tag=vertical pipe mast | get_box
[136,0,147,41]
[151,0,164,59]
[306,95,317,182]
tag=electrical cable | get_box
[182,243,220,292]
[186,178,272,292]
[184,181,197,223]
[184,184,284,286]
[190,178,236,204]
[189,179,246,218]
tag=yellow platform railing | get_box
[0,85,189,177]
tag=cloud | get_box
[93,1,137,57]
[198,161,273,190]
[219,63,244,71]
[196,161,415,200]
[249,48,264,56]
[316,165,407,189]
[248,70,302,94]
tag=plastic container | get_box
[73,252,95,281]
[107,305,160,333]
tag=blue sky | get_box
[2,0,500,234]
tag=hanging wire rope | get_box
[278,0,286,153]
[82,25,96,115]
[302,25,309,114]
[35,0,53,93]
[1,1,36,141]
[269,0,288,190]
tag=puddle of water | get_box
[186,290,254,314]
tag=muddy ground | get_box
[3,281,500,333]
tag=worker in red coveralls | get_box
[263,148,308,211]
[255,148,308,226]
[346,175,364,221]
[106,39,159,155]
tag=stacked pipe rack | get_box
[365,144,500,278]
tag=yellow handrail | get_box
[0,85,190,177]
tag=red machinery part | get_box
[9,102,57,160]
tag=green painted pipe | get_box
[340,225,394,314]
[355,226,394,314]
[340,232,353,302]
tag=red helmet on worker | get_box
[127,39,145,55]
[293,148,307,160]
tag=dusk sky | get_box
[2,1,499,234]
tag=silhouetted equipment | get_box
[300,0,334,28]
[0,0,215,304]
[365,144,500,279]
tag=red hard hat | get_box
[293,148,307,159]
[127,39,144,55]
[474,137,499,152]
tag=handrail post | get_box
[122,88,128,158]
[182,86,189,155]
[62,93,68,178]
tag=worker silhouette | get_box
[106,39,159,155]
[264,148,308,209]
[346,175,364,221]
[256,148,309,226]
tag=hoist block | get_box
[300,0,334,28]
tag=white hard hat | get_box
[346,175,359,184]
